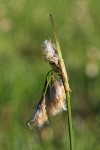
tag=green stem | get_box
[43,70,59,96]
[50,14,74,150]
[43,73,53,96]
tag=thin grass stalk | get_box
[50,14,74,150]
[43,71,53,96]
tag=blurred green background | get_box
[0,0,100,149]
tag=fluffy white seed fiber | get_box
[41,39,59,66]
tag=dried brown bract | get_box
[27,95,48,129]
[46,78,66,116]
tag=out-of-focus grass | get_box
[0,0,100,150]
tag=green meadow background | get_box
[0,0,100,149]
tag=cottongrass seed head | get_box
[27,95,48,129]
[46,78,66,116]
[41,39,59,70]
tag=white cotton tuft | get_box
[46,79,67,116]
[41,39,59,67]
[27,96,48,129]
[42,40,55,56]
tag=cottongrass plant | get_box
[27,14,74,150]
